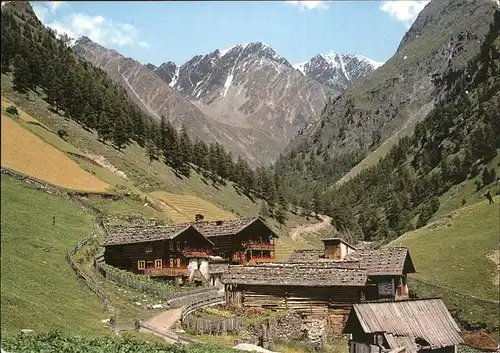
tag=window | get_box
[137,260,145,270]
[145,244,153,253]
[155,259,162,268]
[169,257,174,267]
[169,241,173,251]
[176,258,181,268]
[176,241,181,251]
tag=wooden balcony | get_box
[183,248,211,258]
[248,257,275,265]
[243,241,275,251]
[144,267,188,277]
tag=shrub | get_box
[57,129,69,140]
[5,106,19,115]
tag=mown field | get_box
[150,191,237,223]
[391,196,500,336]
[1,113,110,192]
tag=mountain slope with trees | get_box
[276,0,498,202]
[0,1,292,221]
[279,10,499,243]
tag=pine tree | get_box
[12,54,32,93]
[146,139,160,163]
[112,117,128,151]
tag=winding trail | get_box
[289,215,333,241]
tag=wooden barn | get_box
[344,298,463,353]
[222,263,368,334]
[102,224,214,283]
[288,240,416,301]
[193,217,277,265]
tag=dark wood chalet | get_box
[103,224,214,283]
[222,263,368,334]
[193,217,277,265]
[288,239,416,301]
[344,298,463,353]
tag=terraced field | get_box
[149,191,237,223]
[1,113,110,192]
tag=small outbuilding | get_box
[344,298,463,353]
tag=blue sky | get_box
[31,1,430,66]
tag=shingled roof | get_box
[221,263,367,286]
[288,248,415,276]
[346,298,463,352]
[103,224,214,246]
[288,249,324,263]
[345,248,415,276]
[192,217,276,238]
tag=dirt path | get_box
[289,215,333,241]
[141,307,183,343]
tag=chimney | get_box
[322,238,344,260]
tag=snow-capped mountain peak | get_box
[293,51,384,90]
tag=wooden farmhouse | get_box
[102,224,214,283]
[221,238,417,334]
[193,217,277,265]
[288,238,416,301]
[344,298,463,353]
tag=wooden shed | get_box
[222,263,368,334]
[103,224,214,282]
[344,298,463,353]
[193,217,277,265]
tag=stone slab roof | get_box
[222,263,367,287]
[103,224,213,246]
[288,248,415,276]
[191,217,276,238]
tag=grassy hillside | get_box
[391,196,500,335]
[0,175,107,337]
[1,75,259,219]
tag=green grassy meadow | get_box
[0,175,107,337]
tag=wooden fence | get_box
[182,315,244,335]
[1,167,116,314]
[179,291,241,335]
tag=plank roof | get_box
[221,263,367,287]
[348,298,463,351]
[102,224,214,246]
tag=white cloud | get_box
[32,1,68,22]
[47,13,146,48]
[380,1,430,27]
[138,41,150,48]
[286,1,329,11]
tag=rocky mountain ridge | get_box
[146,42,380,160]
[277,0,498,189]
[293,52,383,91]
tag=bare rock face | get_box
[73,37,283,165]
[293,52,383,91]
[158,42,339,149]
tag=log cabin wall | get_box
[104,227,213,273]
[104,239,166,273]
[228,284,362,334]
